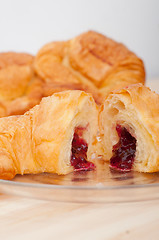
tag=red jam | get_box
[71,129,95,171]
[110,125,136,172]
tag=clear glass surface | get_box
[0,80,159,203]
[1,160,159,203]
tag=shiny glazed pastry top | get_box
[99,84,159,173]
[0,52,43,117]
[34,30,145,104]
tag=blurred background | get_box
[0,0,158,79]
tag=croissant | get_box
[34,30,145,104]
[99,84,159,173]
[0,52,43,117]
[0,90,98,180]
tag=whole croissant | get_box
[0,31,145,118]
[34,30,145,104]
[0,52,43,117]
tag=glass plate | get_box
[1,161,159,203]
[0,80,159,203]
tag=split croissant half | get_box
[0,90,98,180]
[99,84,159,173]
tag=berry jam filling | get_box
[110,125,136,172]
[71,128,95,171]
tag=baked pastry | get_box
[0,52,43,117]
[0,90,98,180]
[34,31,145,104]
[99,84,159,173]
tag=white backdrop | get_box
[0,0,158,79]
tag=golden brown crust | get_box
[99,83,159,173]
[0,32,145,116]
[0,90,98,179]
[0,52,44,117]
[34,31,145,104]
[0,52,33,68]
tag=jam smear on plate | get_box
[71,128,95,171]
[110,125,136,172]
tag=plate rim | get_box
[1,178,159,190]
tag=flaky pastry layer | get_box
[0,90,98,179]
[99,84,159,172]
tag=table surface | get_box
[0,193,159,240]
[1,79,159,240]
